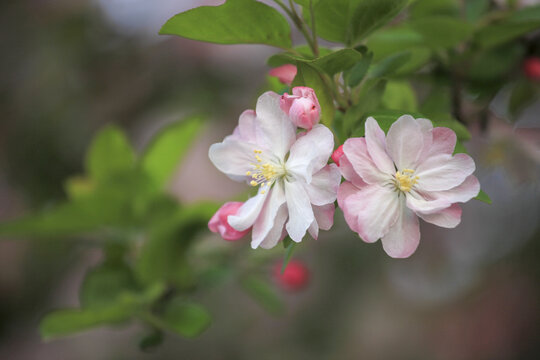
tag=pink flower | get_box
[332,145,344,165]
[337,115,480,258]
[208,202,250,241]
[273,260,310,291]
[523,57,540,81]
[280,87,321,130]
[269,64,297,85]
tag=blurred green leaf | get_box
[509,80,538,120]
[160,0,291,49]
[141,117,203,188]
[281,240,297,274]
[468,43,525,82]
[162,298,211,338]
[475,189,492,204]
[410,17,474,49]
[465,0,490,22]
[86,125,135,183]
[409,0,459,19]
[80,263,138,309]
[241,275,285,315]
[292,62,334,126]
[344,79,387,135]
[310,49,364,75]
[368,51,411,78]
[139,329,164,352]
[381,81,418,112]
[345,51,373,87]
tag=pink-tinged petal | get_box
[337,182,362,234]
[251,182,287,249]
[343,137,387,184]
[208,202,250,241]
[332,145,344,165]
[286,124,334,183]
[427,127,456,158]
[365,117,395,174]
[228,189,268,231]
[208,140,259,181]
[415,153,476,191]
[417,117,433,151]
[339,153,368,189]
[269,64,297,85]
[341,184,400,243]
[230,110,257,142]
[417,203,462,228]
[406,192,452,215]
[305,164,341,206]
[426,175,480,204]
[308,203,335,240]
[386,114,424,170]
[285,179,315,243]
[255,92,296,160]
[258,203,289,249]
[381,198,420,258]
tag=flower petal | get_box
[386,114,424,170]
[258,203,289,249]
[305,164,341,206]
[340,184,400,243]
[415,153,476,191]
[228,189,268,231]
[339,153,369,189]
[406,191,452,214]
[208,140,259,181]
[286,124,334,183]
[381,198,420,258]
[365,117,395,174]
[425,127,456,158]
[251,182,287,249]
[427,175,480,203]
[308,203,335,240]
[230,110,258,142]
[417,203,462,228]
[337,182,362,234]
[284,179,315,243]
[255,92,296,160]
[343,137,387,184]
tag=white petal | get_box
[421,127,456,161]
[426,175,480,203]
[365,117,395,174]
[230,110,258,142]
[313,203,335,231]
[415,153,476,191]
[258,203,289,249]
[255,92,296,160]
[337,182,362,234]
[228,189,268,231]
[417,204,462,228]
[286,124,334,183]
[284,179,315,243]
[305,164,341,206]
[208,140,258,181]
[386,114,424,170]
[381,197,421,258]
[251,182,287,249]
[339,153,368,189]
[406,191,452,215]
[343,137,388,184]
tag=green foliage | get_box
[161,298,212,337]
[410,17,474,49]
[160,0,292,49]
[241,275,285,315]
[381,81,418,112]
[475,190,492,204]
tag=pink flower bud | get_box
[280,87,321,130]
[523,57,540,81]
[273,260,310,291]
[269,64,297,85]
[208,202,249,241]
[332,145,344,166]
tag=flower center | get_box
[394,169,419,193]
[245,149,285,194]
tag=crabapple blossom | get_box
[269,64,297,85]
[273,260,310,291]
[338,115,480,258]
[208,202,250,241]
[209,91,340,249]
[280,87,321,130]
[332,145,344,166]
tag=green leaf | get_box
[410,17,474,49]
[292,62,334,126]
[80,263,138,309]
[475,189,492,204]
[367,26,425,61]
[281,239,297,274]
[310,49,364,75]
[368,51,411,78]
[465,0,490,22]
[313,0,407,45]
[409,0,459,19]
[381,81,418,112]
[241,275,285,315]
[508,80,538,120]
[162,298,211,338]
[468,43,525,82]
[141,117,203,188]
[346,51,373,87]
[86,126,135,183]
[139,329,164,351]
[160,0,291,49]
[344,79,387,136]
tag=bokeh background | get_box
[0,0,539,359]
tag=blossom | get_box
[273,260,310,291]
[209,91,340,249]
[208,202,250,241]
[523,57,540,81]
[337,115,480,258]
[269,64,297,85]
[332,145,344,165]
[280,87,321,130]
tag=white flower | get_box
[209,91,340,249]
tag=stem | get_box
[273,0,319,57]
[308,0,319,56]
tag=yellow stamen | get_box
[394,169,419,193]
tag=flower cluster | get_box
[209,88,480,258]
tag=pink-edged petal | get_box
[308,203,335,240]
[337,182,362,234]
[284,179,315,243]
[305,164,341,206]
[386,115,424,170]
[365,117,395,174]
[228,189,268,231]
[286,124,334,183]
[258,203,289,249]
[341,184,400,243]
[381,198,420,258]
[426,127,456,158]
[209,140,259,181]
[343,138,387,184]
[339,153,368,189]
[251,182,287,249]
[255,92,296,160]
[427,175,480,203]
[415,153,476,191]
[406,192,452,215]
[417,203,462,228]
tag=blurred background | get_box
[0,0,539,359]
